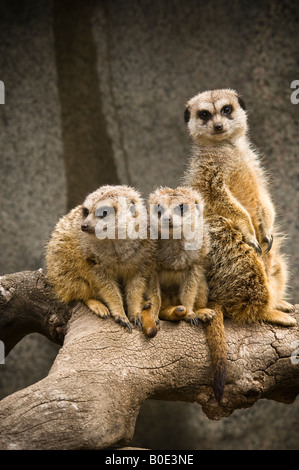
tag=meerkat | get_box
[148,186,214,323]
[148,186,227,401]
[183,88,296,327]
[46,185,161,338]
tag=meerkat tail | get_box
[204,302,227,403]
[140,309,159,338]
[159,305,188,321]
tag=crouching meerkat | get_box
[46,185,161,337]
[148,186,227,401]
[183,88,295,327]
[148,186,214,323]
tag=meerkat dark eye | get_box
[221,105,233,115]
[154,204,164,218]
[95,205,113,219]
[174,204,189,215]
[197,110,211,120]
[82,207,89,218]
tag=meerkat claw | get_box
[116,317,132,332]
[184,313,200,326]
[249,241,262,255]
[130,316,142,329]
[142,301,152,311]
[263,234,273,253]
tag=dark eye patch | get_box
[174,204,189,215]
[197,110,211,120]
[221,104,233,115]
[95,205,114,219]
[82,207,89,218]
[130,201,136,216]
[153,204,164,218]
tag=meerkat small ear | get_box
[184,107,191,124]
[237,95,246,111]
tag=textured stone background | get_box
[0,0,298,449]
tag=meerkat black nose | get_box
[214,123,223,132]
[162,216,172,224]
[81,224,89,232]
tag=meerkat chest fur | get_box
[80,236,151,280]
[158,239,202,270]
[157,239,204,289]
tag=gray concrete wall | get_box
[0,0,298,449]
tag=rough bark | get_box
[0,270,298,450]
[0,269,70,354]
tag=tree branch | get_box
[0,270,70,354]
[0,270,298,450]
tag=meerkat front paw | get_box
[184,311,200,325]
[112,313,133,332]
[275,300,295,313]
[85,299,110,318]
[128,307,160,338]
[195,308,216,322]
[128,311,142,328]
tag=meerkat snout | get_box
[161,210,173,227]
[81,223,90,232]
[213,122,223,132]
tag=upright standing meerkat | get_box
[148,186,227,401]
[46,185,161,337]
[183,88,295,327]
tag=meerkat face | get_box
[184,89,247,144]
[81,185,146,240]
[148,187,203,241]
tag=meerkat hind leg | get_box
[263,308,296,326]
[194,308,215,323]
[275,300,295,313]
[184,308,215,325]
[85,299,110,318]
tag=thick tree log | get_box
[0,270,298,450]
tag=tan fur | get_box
[184,88,296,327]
[148,186,214,324]
[46,185,161,337]
[148,186,227,401]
